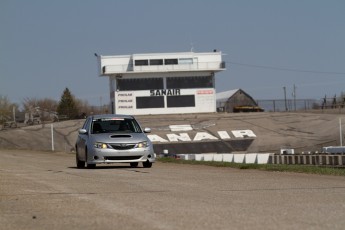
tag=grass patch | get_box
[157,157,345,176]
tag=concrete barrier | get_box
[179,154,195,160]
[203,154,214,162]
[245,153,257,164]
[257,154,271,164]
[213,154,223,162]
[223,154,234,163]
[195,154,204,161]
[177,152,345,166]
[233,154,245,163]
[188,154,196,160]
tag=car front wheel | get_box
[76,150,85,168]
[85,151,96,169]
[143,161,152,168]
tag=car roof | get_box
[90,114,134,120]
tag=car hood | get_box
[89,133,150,144]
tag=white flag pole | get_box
[51,124,55,151]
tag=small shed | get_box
[216,89,263,112]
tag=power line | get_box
[226,61,345,75]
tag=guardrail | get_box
[270,154,345,166]
[175,153,345,166]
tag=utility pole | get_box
[340,118,343,146]
[293,84,297,111]
[13,106,16,122]
[283,86,288,111]
[100,96,103,113]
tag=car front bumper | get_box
[87,147,156,164]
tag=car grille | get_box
[110,143,136,150]
[104,156,142,160]
[110,134,132,138]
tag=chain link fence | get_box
[256,99,318,112]
[257,98,345,113]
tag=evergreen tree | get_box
[57,88,79,119]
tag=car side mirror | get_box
[78,129,88,134]
[144,127,151,133]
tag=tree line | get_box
[0,88,108,124]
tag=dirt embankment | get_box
[0,112,342,153]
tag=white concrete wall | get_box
[245,153,257,164]
[257,154,271,164]
[176,153,273,164]
[233,154,245,163]
[213,154,223,162]
[203,154,214,161]
[223,154,234,162]
[195,154,204,161]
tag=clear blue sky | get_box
[1,0,345,106]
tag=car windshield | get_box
[91,118,142,134]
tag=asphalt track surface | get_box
[1,150,345,230]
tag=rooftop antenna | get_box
[188,33,195,52]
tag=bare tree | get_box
[0,95,17,124]
[75,98,92,118]
[22,97,58,122]
[23,98,57,111]
[74,98,109,117]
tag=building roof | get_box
[99,51,225,75]
[216,89,240,101]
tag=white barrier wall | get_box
[195,154,204,161]
[174,153,345,166]
[175,153,273,164]
[233,154,245,163]
[177,154,196,160]
[223,154,234,162]
[257,154,270,164]
[203,154,214,161]
[213,154,223,162]
[245,153,257,164]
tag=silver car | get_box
[75,114,155,168]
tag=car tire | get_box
[130,162,139,168]
[143,161,152,168]
[76,149,85,168]
[85,151,96,169]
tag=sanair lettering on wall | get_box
[147,125,256,143]
[150,89,181,96]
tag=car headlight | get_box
[94,142,108,149]
[136,141,148,148]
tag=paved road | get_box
[1,150,345,230]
